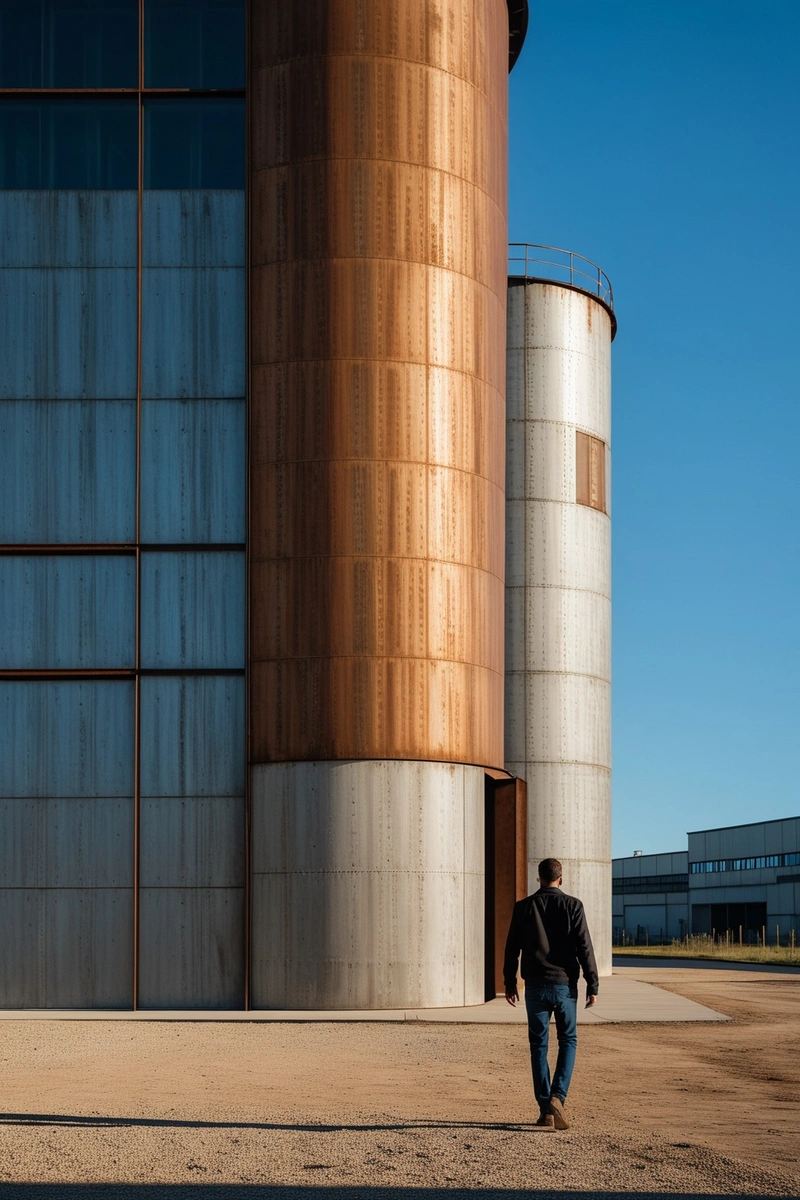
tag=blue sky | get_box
[508,1,800,856]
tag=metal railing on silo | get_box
[508,243,614,310]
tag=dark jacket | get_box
[503,886,599,995]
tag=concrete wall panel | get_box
[0,799,45,887]
[251,760,485,1009]
[0,681,134,798]
[143,191,245,267]
[0,556,135,668]
[141,268,245,398]
[0,268,137,399]
[0,888,133,1009]
[0,400,136,544]
[0,192,137,267]
[45,888,133,1008]
[43,798,133,887]
[0,797,134,888]
[0,889,45,1007]
[137,887,244,1009]
[140,551,245,669]
[139,676,245,797]
[140,797,245,887]
[140,399,245,543]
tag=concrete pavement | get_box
[0,971,727,1023]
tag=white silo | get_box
[505,245,615,975]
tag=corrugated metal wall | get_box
[0,180,245,1007]
[137,189,245,1007]
[0,680,135,1007]
[0,189,137,1007]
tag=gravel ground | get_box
[0,966,798,1197]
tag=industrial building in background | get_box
[613,816,800,945]
[0,0,614,1009]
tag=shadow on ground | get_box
[4,1114,543,1133]
[0,1189,789,1200]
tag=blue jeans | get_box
[524,982,578,1111]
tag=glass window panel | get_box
[141,267,245,398]
[0,680,134,797]
[140,551,245,668]
[0,0,138,88]
[140,400,244,543]
[0,401,136,544]
[145,0,245,89]
[144,100,245,190]
[0,269,137,399]
[139,675,245,797]
[143,191,244,268]
[0,101,138,190]
[0,556,135,669]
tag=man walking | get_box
[504,857,598,1129]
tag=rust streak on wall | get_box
[249,0,509,768]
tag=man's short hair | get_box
[538,857,562,883]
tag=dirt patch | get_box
[0,967,798,1194]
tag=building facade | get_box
[0,0,617,1009]
[613,817,800,945]
[0,0,247,1009]
[612,851,689,943]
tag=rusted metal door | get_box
[484,774,528,999]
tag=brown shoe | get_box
[548,1097,570,1130]
[535,1112,554,1128]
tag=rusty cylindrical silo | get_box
[505,252,615,976]
[249,1,527,1007]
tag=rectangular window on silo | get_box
[576,430,607,513]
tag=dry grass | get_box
[614,933,800,966]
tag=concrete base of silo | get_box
[250,759,486,1009]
